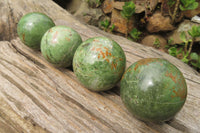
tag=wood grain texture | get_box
[0,0,200,132]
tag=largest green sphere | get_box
[120,58,187,122]
[17,12,55,49]
[73,37,126,91]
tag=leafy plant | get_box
[180,31,188,43]
[168,25,200,71]
[181,51,189,63]
[168,0,199,24]
[168,46,189,63]
[180,0,199,11]
[96,0,102,6]
[100,20,110,30]
[181,25,200,55]
[153,38,161,48]
[179,31,191,52]
[100,20,115,32]
[129,28,141,41]
[168,38,174,45]
[168,0,176,7]
[87,0,102,7]
[120,1,136,37]
[188,25,200,38]
[165,38,174,49]
[109,24,115,32]
[121,1,136,20]
[190,52,200,69]
[168,47,183,57]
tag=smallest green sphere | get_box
[17,12,55,49]
[41,26,82,67]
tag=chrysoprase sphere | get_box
[73,37,126,91]
[17,12,55,49]
[120,58,187,122]
[41,26,82,67]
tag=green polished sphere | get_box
[17,12,55,49]
[73,37,126,91]
[41,26,82,67]
[120,58,187,122]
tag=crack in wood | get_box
[0,70,52,116]
[10,42,46,69]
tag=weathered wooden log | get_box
[0,0,200,132]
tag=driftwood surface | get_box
[0,0,200,132]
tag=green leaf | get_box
[121,1,135,19]
[190,52,199,61]
[153,38,161,48]
[180,0,187,6]
[197,63,200,68]
[168,38,174,45]
[180,32,187,42]
[190,52,200,69]
[87,0,102,7]
[191,62,198,67]
[168,47,177,57]
[127,37,134,41]
[186,2,198,10]
[181,57,189,64]
[100,20,110,29]
[180,0,199,11]
[129,28,141,40]
[188,25,200,38]
[120,12,127,19]
[109,24,115,32]
[179,5,185,11]
[181,52,189,63]
[177,48,183,55]
[167,0,175,7]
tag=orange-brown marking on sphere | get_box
[104,47,109,51]
[113,63,117,69]
[106,59,110,63]
[22,33,25,41]
[119,58,123,61]
[96,48,102,51]
[65,37,70,41]
[111,61,117,70]
[93,39,100,42]
[46,54,51,60]
[118,66,125,77]
[171,88,186,101]
[49,29,53,33]
[165,72,177,83]
[134,58,158,71]
[106,51,109,56]
[100,51,106,59]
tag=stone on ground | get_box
[111,9,135,34]
[141,35,167,51]
[147,12,175,33]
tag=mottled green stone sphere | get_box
[73,37,126,91]
[17,12,55,49]
[120,58,187,122]
[41,26,82,67]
